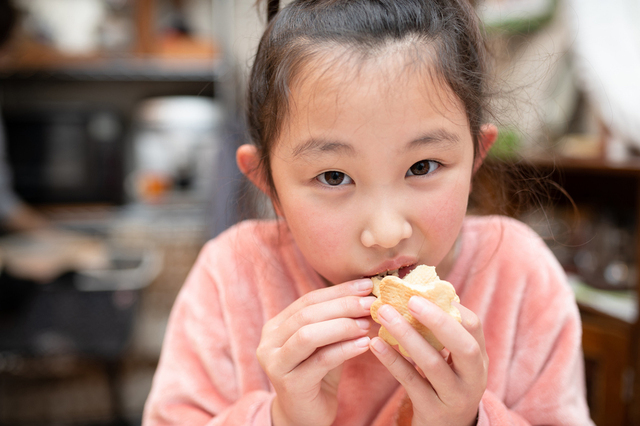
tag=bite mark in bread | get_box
[371,269,399,297]
[370,265,460,356]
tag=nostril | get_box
[402,222,413,239]
[361,229,376,247]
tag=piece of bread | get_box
[370,265,460,355]
[371,271,397,298]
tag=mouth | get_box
[366,263,417,280]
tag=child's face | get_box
[269,54,480,285]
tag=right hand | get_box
[257,278,376,426]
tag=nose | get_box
[360,208,413,248]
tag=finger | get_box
[276,317,371,374]
[268,279,373,329]
[273,294,375,347]
[408,297,486,381]
[375,304,457,394]
[454,301,486,353]
[293,335,371,383]
[369,337,438,404]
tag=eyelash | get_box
[316,171,353,186]
[406,160,441,177]
[315,160,441,187]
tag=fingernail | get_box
[356,318,370,330]
[408,296,429,314]
[354,279,373,292]
[354,336,370,348]
[359,296,375,310]
[371,337,387,353]
[377,304,397,322]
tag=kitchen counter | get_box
[0,200,212,424]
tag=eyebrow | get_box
[291,138,356,159]
[405,129,460,152]
[291,128,461,159]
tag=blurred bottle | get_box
[129,96,225,204]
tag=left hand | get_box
[369,297,488,426]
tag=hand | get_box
[257,279,376,426]
[370,297,488,426]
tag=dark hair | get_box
[0,0,17,47]
[247,0,507,213]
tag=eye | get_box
[316,171,353,186]
[406,160,440,177]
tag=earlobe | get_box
[473,124,498,173]
[236,144,270,195]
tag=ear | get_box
[473,123,498,174]
[237,144,285,217]
[236,144,270,195]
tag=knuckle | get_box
[261,321,273,337]
[256,346,266,365]
[465,314,482,332]
[397,324,413,342]
[313,347,331,367]
[396,362,418,386]
[422,353,442,372]
[291,308,312,327]
[294,326,313,346]
[341,296,355,312]
[299,291,320,307]
[339,319,354,336]
[461,341,481,359]
[256,345,275,373]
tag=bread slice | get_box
[370,265,460,355]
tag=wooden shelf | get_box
[0,0,221,83]
[0,56,223,82]
[0,38,222,82]
[526,153,640,176]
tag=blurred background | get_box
[0,0,638,425]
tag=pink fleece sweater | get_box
[143,215,593,425]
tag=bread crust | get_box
[370,265,460,355]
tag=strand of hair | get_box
[267,0,279,22]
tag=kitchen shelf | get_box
[0,56,223,82]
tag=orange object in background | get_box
[135,172,173,204]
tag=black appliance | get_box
[2,103,125,204]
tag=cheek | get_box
[416,177,471,244]
[281,200,351,261]
[420,196,467,233]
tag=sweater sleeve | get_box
[477,234,593,426]
[142,240,275,426]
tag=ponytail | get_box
[267,0,279,22]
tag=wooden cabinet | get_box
[582,308,632,425]
[526,156,640,425]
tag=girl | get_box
[143,0,593,424]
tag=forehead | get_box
[277,44,470,150]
